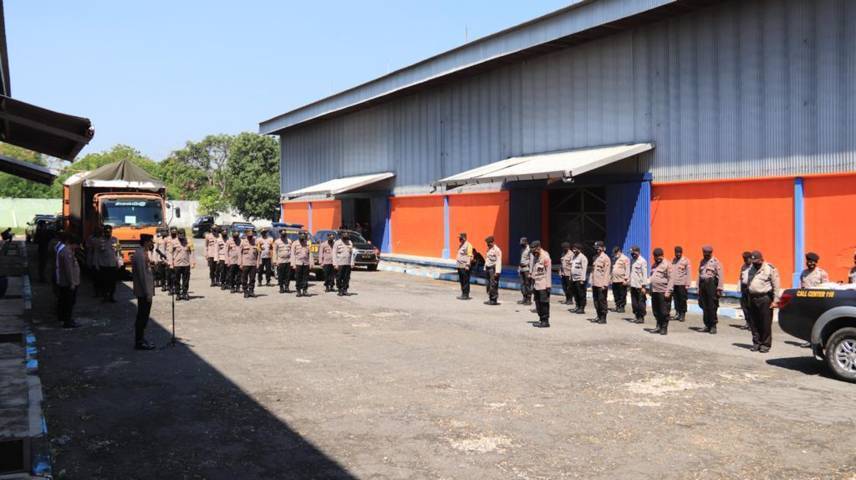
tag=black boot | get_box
[660,324,668,335]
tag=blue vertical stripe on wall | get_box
[370,196,389,251]
[442,196,450,259]
[793,177,805,288]
[606,176,650,265]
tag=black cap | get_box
[530,240,541,249]
[612,246,621,254]
[485,235,494,244]
[519,237,528,244]
[561,241,570,249]
[674,245,683,253]
[631,245,640,253]
[751,250,763,260]
[742,251,752,259]
[806,252,819,262]
[653,247,664,256]
[702,245,713,253]
[594,241,604,248]
[459,232,467,240]
[140,233,154,243]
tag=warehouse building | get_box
[260,0,856,286]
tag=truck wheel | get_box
[825,327,856,383]
[367,264,378,271]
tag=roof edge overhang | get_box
[285,172,395,200]
[260,0,719,135]
[0,94,94,160]
[0,153,57,184]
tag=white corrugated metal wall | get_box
[280,0,856,194]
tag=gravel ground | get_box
[29,244,856,479]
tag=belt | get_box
[749,291,772,298]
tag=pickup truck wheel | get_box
[367,264,378,271]
[825,327,856,383]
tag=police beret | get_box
[594,241,605,248]
[140,234,153,242]
[805,252,819,261]
[674,245,683,253]
[653,247,664,256]
[702,245,713,253]
[485,235,495,243]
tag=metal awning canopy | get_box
[0,153,56,184]
[434,143,653,188]
[0,94,94,161]
[286,172,395,199]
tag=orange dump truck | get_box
[62,159,167,267]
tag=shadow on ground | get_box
[29,262,354,479]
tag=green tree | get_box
[161,134,233,201]
[198,185,230,216]
[225,132,279,220]
[0,143,56,198]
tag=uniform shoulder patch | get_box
[767,263,776,270]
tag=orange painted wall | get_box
[311,200,342,231]
[651,179,794,284]
[390,195,445,256]
[281,202,310,228]
[449,191,510,256]
[805,174,856,282]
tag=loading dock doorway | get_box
[548,186,607,260]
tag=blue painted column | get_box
[307,202,313,233]
[442,195,450,259]
[792,177,805,287]
[381,197,392,253]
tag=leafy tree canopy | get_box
[225,132,280,221]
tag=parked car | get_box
[778,286,856,383]
[227,221,255,237]
[310,229,380,271]
[25,214,59,242]
[269,222,308,243]
[191,216,216,238]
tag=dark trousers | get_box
[457,268,471,297]
[277,263,292,290]
[57,286,77,326]
[651,292,669,327]
[166,267,175,293]
[323,264,335,289]
[241,266,257,294]
[672,285,688,316]
[486,266,499,302]
[336,265,352,293]
[740,287,751,326]
[135,296,152,344]
[748,293,773,348]
[592,286,608,320]
[630,287,647,320]
[258,258,273,284]
[560,276,573,302]
[519,271,532,301]
[572,281,587,310]
[155,262,164,287]
[612,283,627,310]
[217,261,227,287]
[208,258,218,284]
[698,278,719,328]
[295,265,309,291]
[98,266,118,299]
[534,289,550,323]
[175,266,190,297]
[229,264,241,291]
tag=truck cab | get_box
[94,192,166,265]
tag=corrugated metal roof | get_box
[260,0,715,135]
[286,172,395,198]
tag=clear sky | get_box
[6,0,571,161]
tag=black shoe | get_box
[338,291,344,296]
[266,282,271,286]
[533,321,550,328]
[243,292,249,298]
[633,317,645,324]
[457,295,470,300]
[709,327,717,334]
[758,346,770,353]
[677,314,686,322]
[517,299,530,305]
[660,326,668,335]
[648,326,663,334]
[248,293,256,298]
[750,345,760,352]
[739,324,750,330]
[616,307,626,313]
[134,341,156,351]
[596,318,606,324]
[279,287,285,293]
[701,326,711,333]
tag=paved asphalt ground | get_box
[29,243,856,479]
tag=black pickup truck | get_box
[778,288,856,383]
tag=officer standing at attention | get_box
[153,228,166,289]
[226,230,242,293]
[628,246,648,324]
[800,252,829,288]
[96,225,120,303]
[165,227,179,294]
[518,237,533,305]
[257,229,275,287]
[590,241,611,324]
[204,226,218,287]
[132,234,156,351]
[697,245,724,334]
[239,228,261,298]
[648,248,674,335]
[333,231,355,296]
[670,246,691,322]
[273,230,293,293]
[291,232,312,297]
[171,231,195,301]
[738,251,752,330]
[530,240,551,328]
[570,243,588,314]
[320,233,336,292]
[559,242,574,305]
[455,232,474,300]
[746,251,781,353]
[56,234,81,329]
[216,228,228,288]
[483,236,502,306]
[611,246,630,313]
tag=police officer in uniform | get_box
[746,251,780,353]
[649,248,673,335]
[56,234,81,329]
[239,228,261,298]
[165,227,179,294]
[628,246,648,324]
[333,232,355,296]
[291,232,312,297]
[483,236,502,306]
[611,246,630,313]
[697,245,724,334]
[320,233,336,292]
[559,242,574,305]
[800,252,829,288]
[518,237,533,305]
[204,226,219,286]
[670,246,691,322]
[96,225,121,302]
[132,234,156,350]
[216,228,228,288]
[455,233,474,300]
[257,229,275,286]
[226,230,242,293]
[530,240,551,328]
[570,243,588,314]
[590,241,611,324]
[273,230,293,293]
[171,230,195,301]
[738,251,752,330]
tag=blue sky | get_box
[6,0,570,161]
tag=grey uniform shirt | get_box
[519,246,531,273]
[747,262,781,301]
[629,256,648,289]
[570,253,588,282]
[132,247,155,300]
